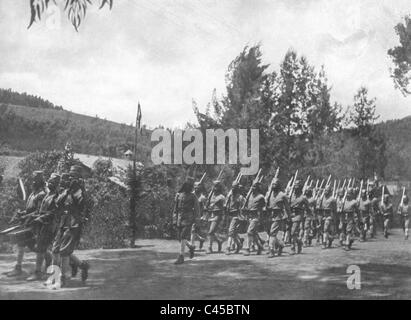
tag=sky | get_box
[0,0,411,128]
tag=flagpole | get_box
[130,102,141,248]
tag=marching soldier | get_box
[172,177,200,264]
[6,171,46,277]
[289,180,309,254]
[191,182,207,250]
[341,188,358,250]
[336,188,345,246]
[303,187,316,247]
[380,194,393,239]
[397,195,410,240]
[319,186,336,249]
[358,190,371,242]
[26,173,61,281]
[51,166,90,286]
[205,180,225,254]
[369,185,380,238]
[265,178,290,257]
[243,181,265,256]
[225,181,246,255]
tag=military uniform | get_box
[34,189,59,253]
[6,171,46,277]
[303,195,316,246]
[342,196,358,250]
[266,188,290,256]
[52,185,86,257]
[289,189,309,254]
[243,186,265,255]
[190,191,207,248]
[398,198,410,240]
[358,197,371,241]
[205,182,225,254]
[380,198,393,238]
[174,192,199,241]
[15,189,46,250]
[336,192,345,245]
[225,190,246,254]
[319,194,336,248]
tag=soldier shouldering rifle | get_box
[170,169,406,265]
[1,166,90,288]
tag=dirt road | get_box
[1,228,410,300]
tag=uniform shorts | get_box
[269,220,283,237]
[291,220,302,237]
[323,217,333,234]
[208,217,221,236]
[247,218,259,236]
[228,217,241,237]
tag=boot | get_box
[243,248,250,256]
[277,245,283,256]
[206,247,213,254]
[174,254,184,265]
[27,270,43,281]
[256,245,263,255]
[199,240,204,250]
[6,265,23,277]
[328,239,333,248]
[80,261,90,282]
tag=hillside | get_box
[0,103,152,163]
[377,116,411,180]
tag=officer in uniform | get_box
[342,188,358,250]
[205,181,226,254]
[289,180,310,254]
[225,181,246,255]
[243,181,265,256]
[26,173,61,281]
[172,177,200,265]
[380,194,393,239]
[319,186,336,249]
[265,178,290,257]
[398,195,410,240]
[6,171,46,277]
[303,187,316,247]
[191,182,207,250]
[358,190,371,242]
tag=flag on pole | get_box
[136,102,142,133]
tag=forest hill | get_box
[150,129,259,175]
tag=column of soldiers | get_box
[172,169,411,264]
[1,165,90,288]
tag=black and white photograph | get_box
[1,0,411,304]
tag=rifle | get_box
[315,179,325,200]
[398,187,406,214]
[206,169,224,208]
[381,185,385,207]
[198,172,206,185]
[241,169,262,210]
[302,175,311,194]
[288,170,299,198]
[357,180,363,202]
[224,172,243,211]
[341,179,347,190]
[332,180,337,198]
[266,168,280,207]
